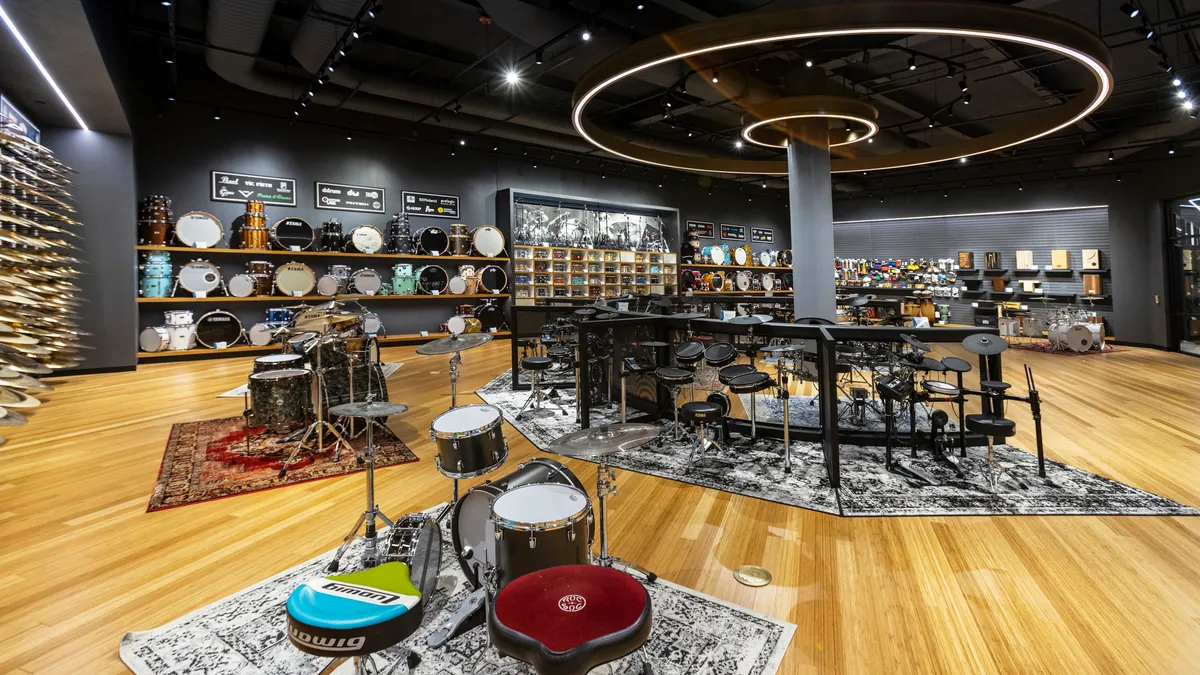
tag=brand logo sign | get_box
[310,578,408,605]
[289,627,366,652]
[315,181,386,214]
[558,594,587,612]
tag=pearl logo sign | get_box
[315,181,386,214]
[558,594,587,612]
[211,171,297,206]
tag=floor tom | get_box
[492,483,591,589]
[248,369,312,433]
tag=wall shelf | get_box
[137,330,512,362]
[685,262,788,271]
[135,245,508,263]
[137,293,509,304]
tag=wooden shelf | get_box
[138,330,512,361]
[684,290,793,295]
[685,263,788,271]
[138,293,510,303]
[135,245,508,263]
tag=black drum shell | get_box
[415,265,448,294]
[322,362,389,413]
[253,353,305,373]
[433,410,507,478]
[494,510,590,589]
[195,311,243,348]
[248,369,312,433]
[476,302,504,329]
[706,391,732,416]
[271,218,315,250]
[419,227,449,255]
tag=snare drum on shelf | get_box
[248,322,277,346]
[138,326,170,352]
[227,273,257,298]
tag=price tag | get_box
[492,289,499,294]
[196,242,209,249]
[686,290,693,297]
[1044,264,1053,270]
[195,291,207,298]
[290,246,301,252]
[366,290,376,296]
[432,251,440,256]
[293,291,304,297]
[432,290,440,295]
[215,341,228,349]
[489,327,497,333]
[617,302,629,311]
[765,291,773,297]
[419,330,429,337]
[971,302,979,308]
[1005,287,1013,292]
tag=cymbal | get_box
[962,333,1008,356]
[328,401,409,418]
[548,422,661,459]
[671,311,707,319]
[0,408,27,426]
[751,314,775,323]
[0,387,38,407]
[573,308,598,317]
[901,334,930,354]
[596,312,620,320]
[415,332,493,355]
[761,343,804,353]
[634,340,667,348]
[0,367,17,379]
[849,295,871,307]
[292,311,361,332]
[0,352,51,374]
[728,315,767,325]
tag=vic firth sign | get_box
[315,181,386,214]
[401,190,459,219]
[211,171,297,206]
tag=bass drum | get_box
[451,457,592,588]
[271,217,315,251]
[419,227,449,256]
[194,310,243,348]
[710,246,726,266]
[174,211,224,248]
[414,265,448,294]
[477,265,507,293]
[779,249,793,267]
[275,261,316,296]
[351,268,383,295]
[472,225,505,257]
[348,225,385,254]
[178,260,222,296]
[476,301,504,330]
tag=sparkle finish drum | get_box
[415,265,448,294]
[248,369,312,433]
[392,263,415,295]
[195,310,243,348]
[140,250,173,297]
[418,227,449,256]
[733,247,749,266]
[240,203,270,249]
[348,225,384,254]
[385,213,413,254]
[759,251,774,267]
[472,226,505,257]
[253,353,305,373]
[709,272,725,291]
[178,260,222,296]
[477,265,507,294]
[492,483,592,589]
[175,211,224,248]
[271,217,315,251]
[779,250,793,267]
[138,326,169,352]
[275,261,316,297]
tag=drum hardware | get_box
[322,400,410,573]
[416,332,494,409]
[348,224,385,254]
[278,320,354,474]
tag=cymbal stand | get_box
[341,348,400,443]
[776,357,792,473]
[325,410,393,573]
[280,328,350,478]
[593,457,656,584]
[448,350,462,409]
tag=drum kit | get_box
[1045,305,1105,353]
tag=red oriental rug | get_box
[147,416,419,512]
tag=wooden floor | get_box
[1,340,1199,674]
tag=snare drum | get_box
[227,273,257,297]
[430,404,507,478]
[174,211,224,248]
[275,261,316,297]
[348,225,384,254]
[477,265,507,293]
[253,353,305,373]
[248,322,277,346]
[414,265,448,294]
[195,310,243,348]
[248,369,312,433]
[247,260,274,296]
[178,260,222,296]
[472,225,505,257]
[271,217,315,251]
[418,227,449,255]
[138,326,169,352]
[351,268,383,295]
[447,276,468,295]
[492,483,591,588]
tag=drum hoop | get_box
[174,211,224,247]
[179,260,221,293]
[276,262,315,294]
[431,405,502,439]
[492,484,592,532]
[195,310,243,348]
[435,444,509,479]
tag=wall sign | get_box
[720,223,746,242]
[402,190,459,219]
[0,94,39,143]
[315,181,386,213]
[211,171,297,206]
[751,227,774,244]
[687,220,715,239]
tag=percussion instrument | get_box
[451,458,590,588]
[247,260,274,296]
[164,309,193,326]
[657,367,693,384]
[459,264,479,294]
[416,332,494,355]
[392,263,416,295]
[138,195,171,245]
[472,225,505,257]
[962,333,1008,355]
[271,217,315,251]
[703,341,738,368]
[449,223,470,256]
[679,269,699,291]
[477,265,507,293]
[710,246,726,266]
[178,260,222,296]
[275,261,316,296]
[728,314,767,325]
[751,273,763,290]
[139,251,172,298]
[942,356,972,373]
[759,251,774,267]
[709,272,725,291]
[240,201,269,249]
[253,353,305,373]
[1049,323,1095,353]
[329,401,407,418]
[727,371,772,393]
[138,326,169,352]
[476,301,504,330]
[430,404,507,478]
[491,483,592,588]
[248,322,276,346]
[415,265,448,294]
[922,379,961,397]
[782,272,793,290]
[315,274,342,296]
[248,368,312,432]
[348,224,384,254]
[174,211,224,248]
[706,391,732,416]
[447,275,468,295]
[195,310,243,348]
[675,340,705,367]
[363,312,383,336]
[733,246,749,266]
[165,323,196,351]
[735,270,752,291]
[418,227,449,256]
[266,307,295,324]
[351,268,383,295]
[779,249,793,266]
[762,273,776,291]
[385,213,413,254]
[227,273,257,297]
[319,219,345,252]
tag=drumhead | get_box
[250,367,309,381]
[493,483,588,526]
[453,487,500,584]
[447,276,467,294]
[174,211,223,248]
[178,261,221,294]
[315,275,341,296]
[363,313,382,335]
[476,303,503,329]
[248,323,277,346]
[275,262,316,296]
[734,248,748,265]
[679,270,695,290]
[139,326,168,352]
[256,353,302,365]
[416,265,448,293]
[271,217,314,250]
[762,274,775,291]
[736,271,751,291]
[922,380,960,396]
[473,226,505,257]
[432,404,501,434]
[350,225,384,254]
[352,269,382,294]
[228,273,256,297]
[478,265,507,293]
[195,311,242,348]
[759,251,772,267]
[711,247,726,265]
[447,315,467,334]
[164,309,193,325]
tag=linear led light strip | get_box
[573,27,1111,174]
[0,1,88,131]
[834,204,1108,225]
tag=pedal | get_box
[426,587,487,648]
[892,459,939,487]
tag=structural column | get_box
[787,118,836,321]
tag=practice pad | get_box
[548,422,660,459]
[415,332,493,355]
[962,333,1008,355]
[328,401,409,419]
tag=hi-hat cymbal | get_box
[0,408,27,426]
[0,387,38,407]
[415,332,493,355]
[548,422,660,459]
[1,372,52,390]
[962,333,1009,356]
[728,315,767,325]
[328,401,409,419]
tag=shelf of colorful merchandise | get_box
[513,244,676,301]
[138,330,512,362]
[135,245,508,264]
[683,289,794,295]
[137,293,509,304]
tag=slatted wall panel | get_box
[832,206,1113,330]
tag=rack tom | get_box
[430,403,507,478]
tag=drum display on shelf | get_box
[253,353,305,373]
[779,249,793,267]
[430,404,507,478]
[351,268,383,295]
[248,369,312,433]
[315,263,352,297]
[733,246,749,266]
[319,219,345,252]
[165,324,195,351]
[363,312,384,336]
[710,246,726,266]
[384,213,413,254]
[679,269,698,291]
[348,225,385,254]
[139,250,173,298]
[266,307,295,324]
[195,310,244,348]
[138,195,172,246]
[762,272,776,291]
[418,227,449,256]
[415,265,448,294]
[274,261,316,297]
[178,260,222,296]
[491,482,591,589]
[247,260,274,296]
[759,251,774,267]
[472,225,505,258]
[447,275,468,295]
[710,272,726,291]
[735,270,752,291]
[227,273,257,298]
[240,201,269,249]
[475,300,505,330]
[782,272,793,290]
[477,265,507,294]
[751,273,763,291]
[248,322,277,346]
[164,309,193,326]
[271,217,316,251]
[138,326,170,352]
[392,263,415,295]
[458,265,478,294]
[174,211,224,248]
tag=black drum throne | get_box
[517,355,568,419]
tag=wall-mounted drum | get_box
[710,246,726,265]
[348,225,384,254]
[227,273,257,298]
[174,211,224,248]
[472,226,505,257]
[271,217,315,251]
[418,227,449,256]
[275,261,316,297]
[178,260,222,296]
[415,265,448,294]
[351,268,383,295]
[138,326,169,352]
[195,310,244,348]
[477,265,507,294]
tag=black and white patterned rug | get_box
[478,371,1198,517]
[120,513,795,675]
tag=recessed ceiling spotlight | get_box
[943,189,949,197]
[1173,77,1183,87]
[963,93,973,105]
[1120,2,1140,18]
[351,29,360,39]
[1169,145,1176,154]
[1108,150,1114,161]
[1158,60,1174,72]
[535,49,543,65]
[637,3,644,9]
[1139,26,1155,39]
[927,118,934,128]
[711,70,719,83]
[506,70,520,85]
[458,138,466,145]
[1178,90,1188,99]
[805,59,813,67]
[867,137,873,143]
[959,78,968,92]
[214,107,222,120]
[908,55,916,70]
[959,157,967,163]
[1017,181,1024,191]
[346,132,353,141]
[582,27,592,41]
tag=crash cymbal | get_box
[671,311,707,319]
[548,423,660,459]
[1,372,51,390]
[44,357,81,369]
[19,344,50,355]
[728,315,768,325]
[0,409,28,426]
[962,333,1009,356]
[291,311,361,332]
[0,352,52,374]
[415,332,493,355]
[901,334,931,354]
[0,367,16,379]
[0,387,37,407]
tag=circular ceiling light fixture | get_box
[741,96,880,148]
[570,1,1113,175]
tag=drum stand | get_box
[280,330,350,477]
[448,351,462,409]
[326,415,393,573]
[775,360,792,473]
[593,456,657,584]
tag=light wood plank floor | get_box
[0,340,1198,674]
